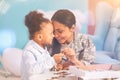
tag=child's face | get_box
[40,22,54,46]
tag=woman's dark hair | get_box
[51,9,76,56]
[50,38,61,56]
[51,9,76,28]
[25,10,49,39]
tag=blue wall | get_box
[0,0,88,55]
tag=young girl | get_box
[21,10,63,80]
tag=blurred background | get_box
[0,0,120,55]
[0,0,88,55]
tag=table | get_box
[69,66,120,80]
[29,66,120,80]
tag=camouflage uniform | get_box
[61,33,96,65]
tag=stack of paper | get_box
[69,66,120,79]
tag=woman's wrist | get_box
[71,58,80,65]
[70,57,86,70]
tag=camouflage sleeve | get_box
[78,34,96,65]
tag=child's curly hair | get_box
[25,10,50,39]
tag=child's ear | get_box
[38,34,42,41]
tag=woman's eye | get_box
[58,30,63,33]
[53,30,64,34]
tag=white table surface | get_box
[69,66,120,80]
[29,66,120,80]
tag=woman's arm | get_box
[62,48,119,71]
[79,34,96,64]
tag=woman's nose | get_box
[54,34,59,38]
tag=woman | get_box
[50,9,120,70]
[51,9,95,65]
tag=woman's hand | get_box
[62,48,86,70]
[62,48,76,61]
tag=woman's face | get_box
[53,21,75,44]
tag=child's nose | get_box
[54,34,59,38]
[52,34,55,37]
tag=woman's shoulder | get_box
[75,33,90,40]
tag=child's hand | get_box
[53,53,64,71]
[53,53,64,64]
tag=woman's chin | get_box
[57,39,66,44]
[59,41,65,44]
